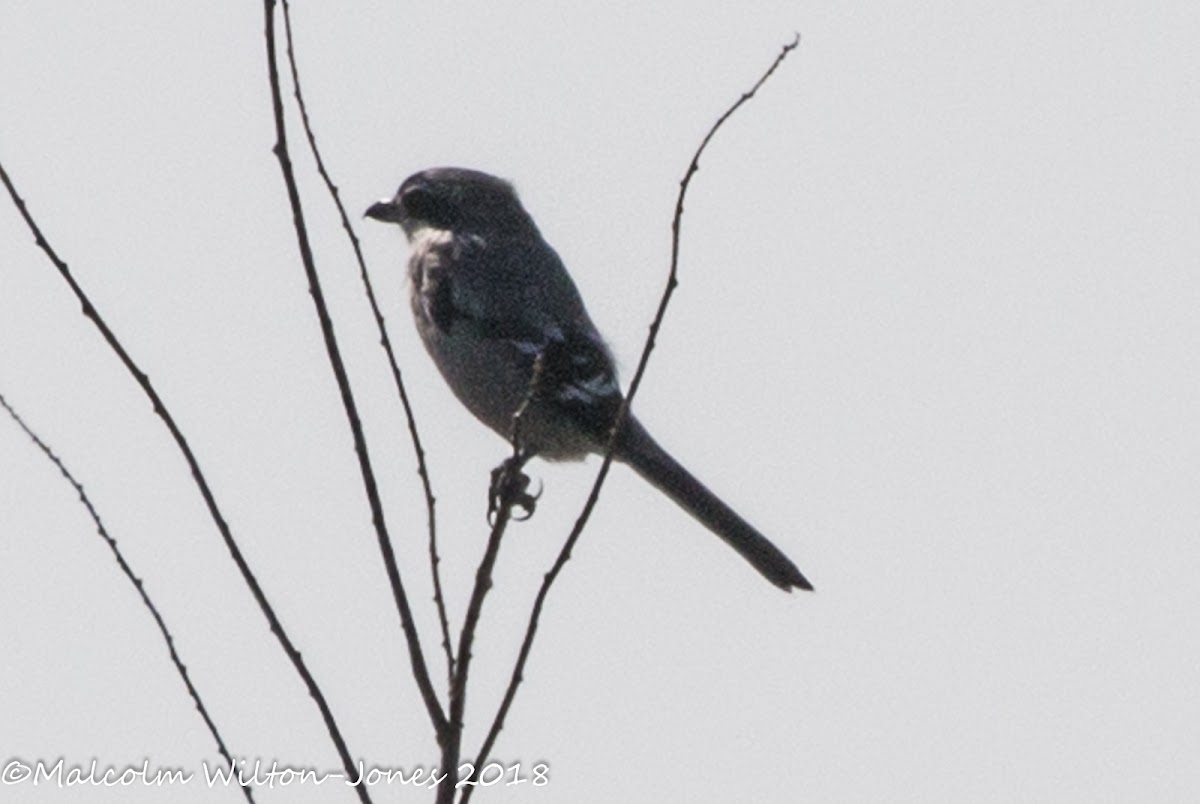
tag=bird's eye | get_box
[402,187,446,222]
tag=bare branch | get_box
[277,0,454,684]
[437,496,514,804]
[443,352,548,798]
[260,0,447,744]
[462,36,803,795]
[0,153,365,799]
[0,391,256,804]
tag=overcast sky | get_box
[2,2,1198,802]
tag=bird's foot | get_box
[488,454,541,524]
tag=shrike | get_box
[367,167,811,591]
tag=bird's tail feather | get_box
[615,418,813,592]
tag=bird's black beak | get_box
[365,199,402,223]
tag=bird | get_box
[366,167,811,592]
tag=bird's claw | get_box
[509,476,543,521]
[488,455,542,524]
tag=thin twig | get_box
[443,357,544,801]
[261,0,447,741]
[0,392,255,804]
[277,0,454,685]
[437,503,512,804]
[0,160,367,800]
[462,36,802,797]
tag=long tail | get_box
[614,417,813,592]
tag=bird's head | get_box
[365,167,534,239]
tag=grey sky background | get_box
[2,2,1198,802]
